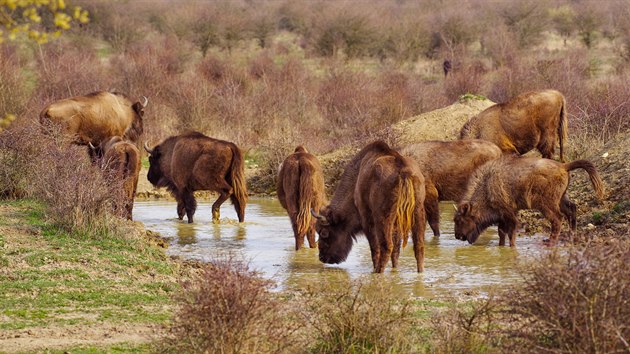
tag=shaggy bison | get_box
[93,136,141,220]
[400,139,502,237]
[311,141,426,273]
[40,91,147,149]
[454,156,604,246]
[144,131,247,223]
[277,146,326,250]
[460,89,568,161]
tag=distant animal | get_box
[40,91,147,156]
[459,89,568,162]
[92,136,141,220]
[454,156,604,246]
[277,146,326,250]
[443,59,452,77]
[144,131,247,223]
[311,141,426,273]
[400,139,502,237]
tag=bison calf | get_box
[460,89,568,161]
[454,156,604,246]
[277,146,326,250]
[400,139,501,237]
[145,131,247,224]
[312,141,426,273]
[94,136,141,220]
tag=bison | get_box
[40,91,147,152]
[454,156,604,246]
[400,139,502,237]
[144,131,247,224]
[277,146,326,250]
[311,141,426,273]
[459,89,568,161]
[92,136,141,220]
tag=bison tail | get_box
[295,163,316,238]
[395,176,416,248]
[558,96,568,162]
[565,160,605,200]
[229,145,248,222]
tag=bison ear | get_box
[460,202,472,216]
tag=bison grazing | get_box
[277,146,326,250]
[93,136,141,220]
[144,131,247,224]
[400,139,502,237]
[459,89,568,161]
[454,156,604,246]
[311,141,426,273]
[40,91,147,150]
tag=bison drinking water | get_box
[454,156,604,246]
[144,131,247,223]
[311,141,426,273]
[277,146,326,250]
[460,89,568,161]
[93,136,141,220]
[400,139,502,237]
[40,91,147,154]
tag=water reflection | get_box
[134,198,545,298]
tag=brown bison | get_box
[92,136,141,220]
[311,141,426,273]
[277,146,326,250]
[144,131,247,224]
[40,91,147,148]
[454,156,604,246]
[459,89,568,161]
[400,139,502,237]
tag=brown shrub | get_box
[0,45,30,119]
[161,258,301,354]
[503,239,630,353]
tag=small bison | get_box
[277,146,326,250]
[144,131,247,223]
[312,141,426,273]
[460,89,568,161]
[400,139,502,237]
[93,136,141,220]
[454,156,604,246]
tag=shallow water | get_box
[134,198,546,298]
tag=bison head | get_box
[454,202,483,244]
[144,142,163,186]
[312,207,355,264]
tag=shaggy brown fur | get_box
[277,146,326,250]
[460,89,568,161]
[97,136,141,220]
[145,131,247,223]
[400,139,502,237]
[312,141,426,273]
[40,91,146,148]
[454,156,604,246]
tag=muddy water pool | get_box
[134,198,546,298]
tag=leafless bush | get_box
[444,60,488,102]
[503,239,630,353]
[161,258,301,354]
[300,278,419,353]
[0,45,29,119]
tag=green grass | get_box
[0,199,179,331]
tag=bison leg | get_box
[500,216,518,247]
[537,136,555,160]
[541,206,563,245]
[211,188,232,224]
[176,201,186,220]
[560,194,577,232]
[391,232,402,268]
[306,224,317,249]
[497,223,507,246]
[289,213,305,250]
[411,203,426,272]
[181,189,197,223]
[424,184,441,237]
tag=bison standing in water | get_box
[277,146,326,250]
[400,139,501,237]
[40,91,147,158]
[144,132,247,223]
[311,141,426,273]
[454,156,604,246]
[460,89,568,161]
[93,136,141,220]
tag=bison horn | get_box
[88,142,96,150]
[310,209,329,225]
[141,96,148,107]
[453,204,458,212]
[144,142,154,154]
